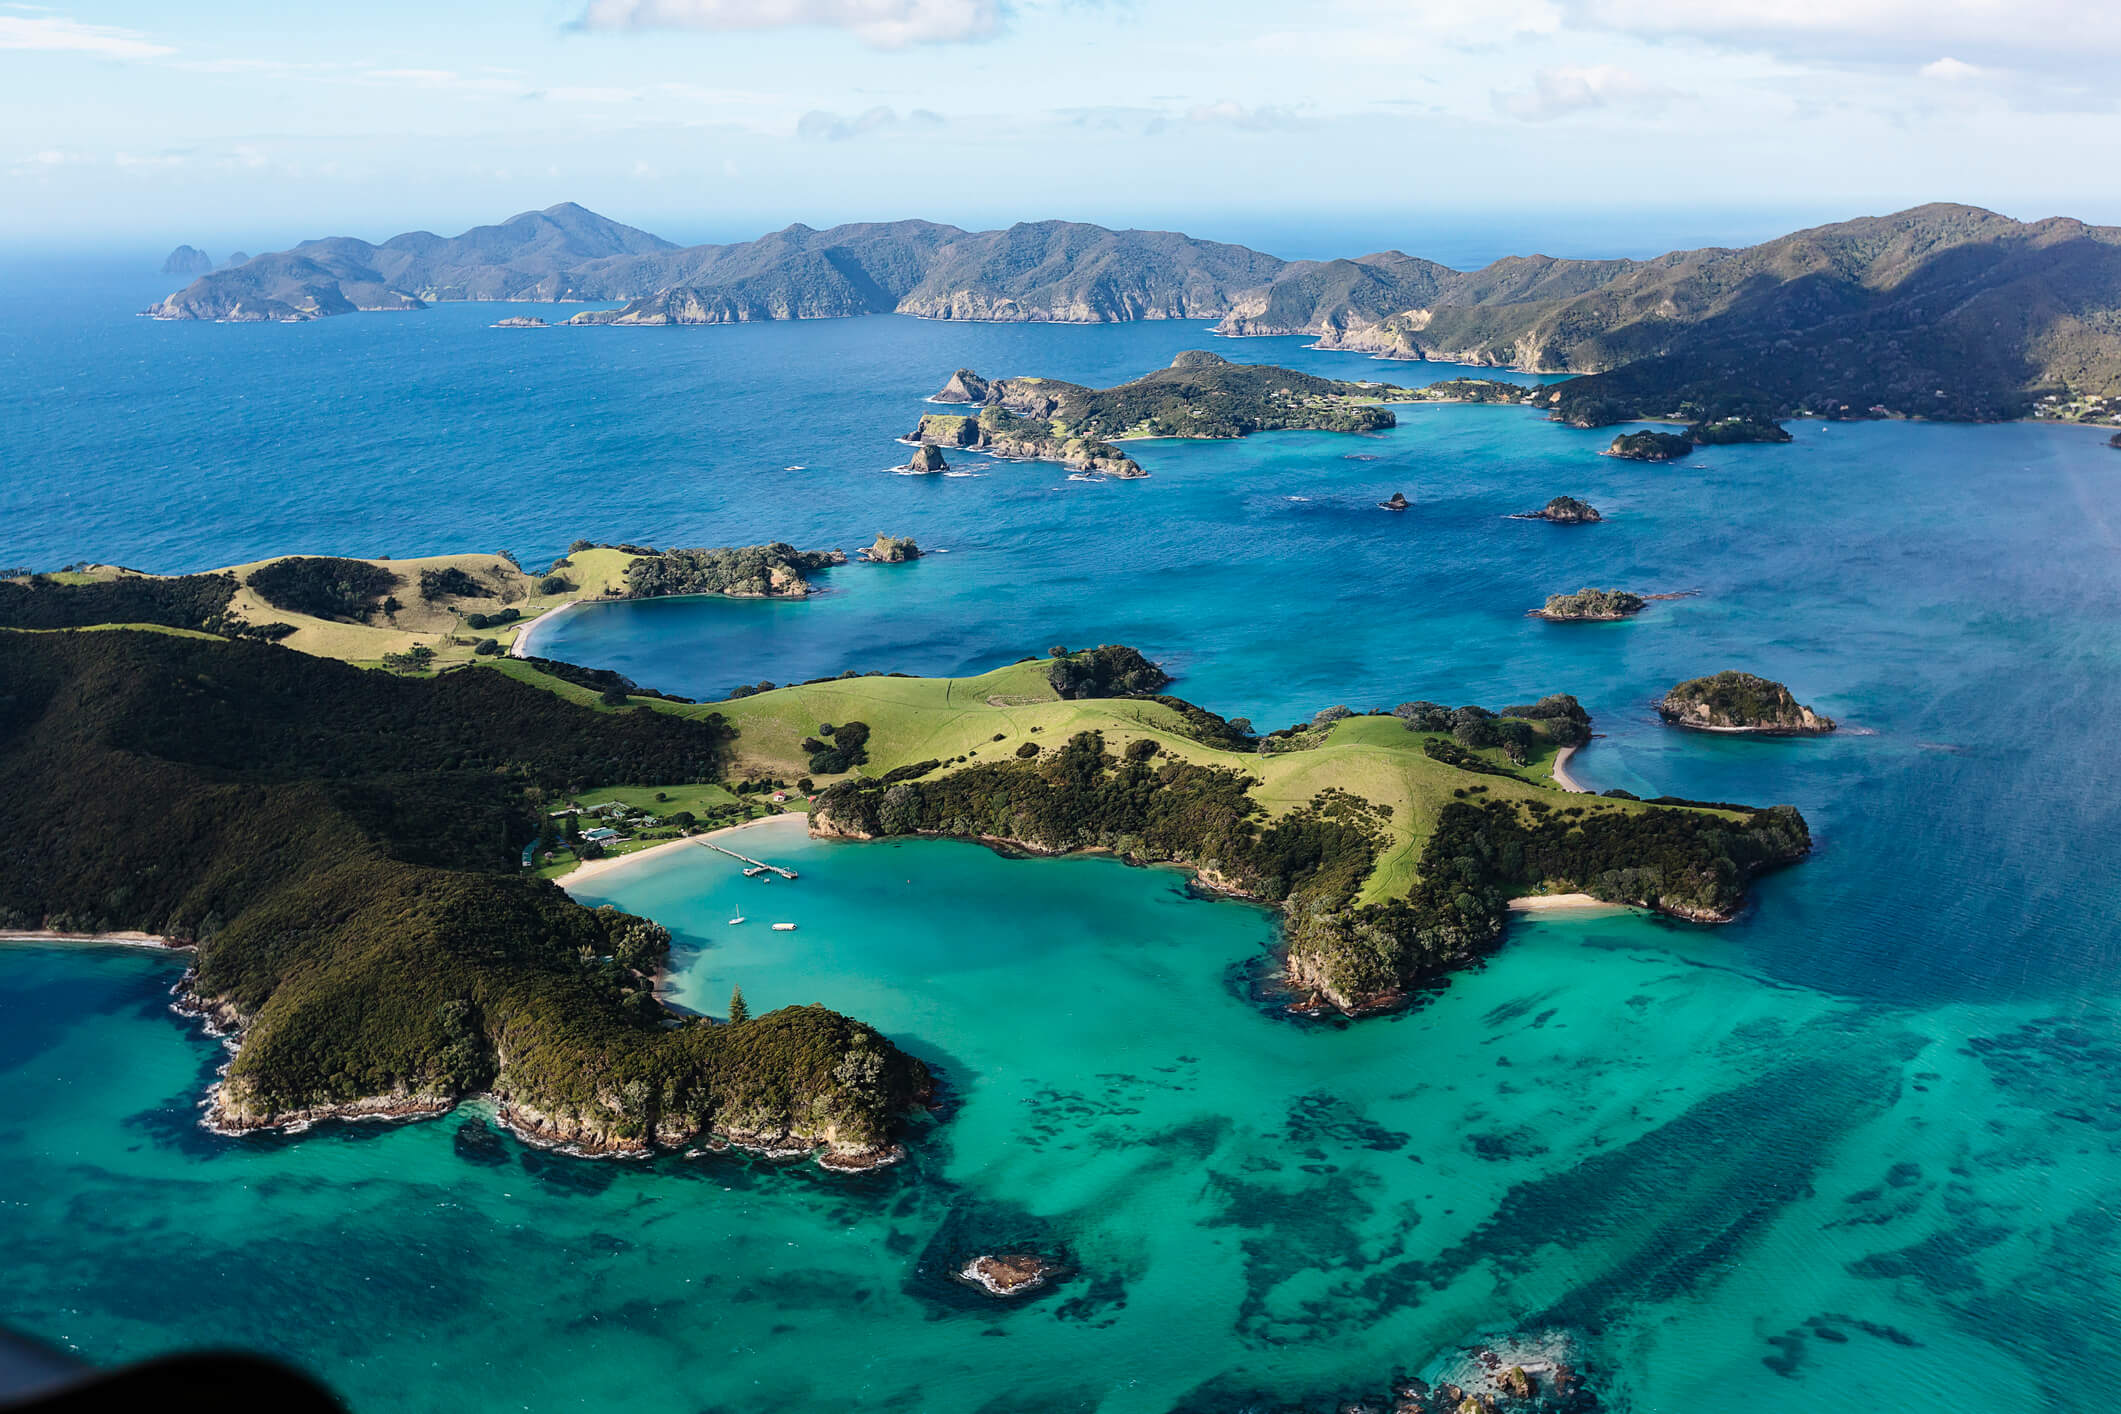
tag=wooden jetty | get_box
[707,842,797,879]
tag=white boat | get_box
[727,916,745,925]
[771,922,797,932]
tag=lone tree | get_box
[728,985,750,1025]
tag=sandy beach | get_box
[557,812,807,892]
[1552,744,1588,793]
[0,928,190,950]
[509,598,588,659]
[1505,893,1631,915]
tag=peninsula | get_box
[1658,672,1837,734]
[695,646,1814,1013]
[0,628,931,1162]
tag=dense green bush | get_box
[0,572,238,632]
[248,557,399,620]
[625,544,843,599]
[1048,645,1172,699]
[418,566,484,600]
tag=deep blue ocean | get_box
[4,259,2121,1412]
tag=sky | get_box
[6,0,2121,259]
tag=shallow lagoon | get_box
[4,273,2121,1411]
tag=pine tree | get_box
[728,985,749,1025]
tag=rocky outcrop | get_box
[1538,587,1644,621]
[1379,492,1410,511]
[2110,431,2121,449]
[491,315,549,328]
[1517,496,1601,523]
[861,534,920,564]
[161,245,213,277]
[958,1253,1055,1297]
[1607,430,1693,461]
[1658,671,1836,734]
[909,411,1144,479]
[903,443,949,473]
[932,369,991,403]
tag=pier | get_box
[706,842,798,879]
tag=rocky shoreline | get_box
[165,956,909,1169]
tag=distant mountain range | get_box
[152,202,2121,425]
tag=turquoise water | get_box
[5,261,2121,1409]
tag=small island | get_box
[1515,495,1602,523]
[1537,587,1645,621]
[902,443,949,473]
[1379,492,1410,511]
[1607,430,1694,461]
[1659,671,1836,734]
[491,315,549,329]
[2109,431,2121,449]
[958,1253,1055,1298]
[860,534,920,564]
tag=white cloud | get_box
[794,104,943,139]
[1185,100,1306,132]
[1919,56,1982,81]
[1494,63,1680,121]
[0,14,170,58]
[578,0,1000,47]
[1558,0,2121,71]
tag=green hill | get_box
[0,629,929,1161]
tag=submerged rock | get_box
[1659,670,1836,734]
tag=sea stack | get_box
[933,369,992,404]
[161,245,213,276]
[1657,671,1836,734]
[903,443,949,473]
